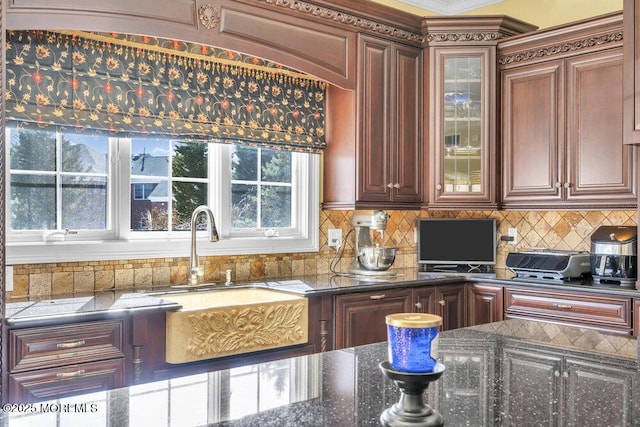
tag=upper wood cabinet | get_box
[324,34,423,209]
[499,12,636,208]
[423,17,536,209]
[624,0,640,144]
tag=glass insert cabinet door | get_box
[430,47,495,206]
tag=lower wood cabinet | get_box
[466,283,504,326]
[333,283,470,350]
[505,287,632,334]
[501,342,637,426]
[334,288,413,349]
[6,320,125,403]
[8,359,125,403]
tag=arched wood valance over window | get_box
[5,30,327,153]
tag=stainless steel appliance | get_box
[506,249,591,282]
[590,225,637,286]
[350,210,397,277]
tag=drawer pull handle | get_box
[57,340,86,349]
[369,294,386,300]
[56,369,86,379]
[555,304,572,309]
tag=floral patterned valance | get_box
[5,30,327,153]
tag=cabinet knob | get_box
[415,302,423,309]
[563,182,571,188]
[562,371,569,378]
[386,183,394,189]
[555,182,562,188]
[393,183,400,189]
[438,299,446,307]
[436,184,442,191]
[554,370,560,377]
[369,294,386,300]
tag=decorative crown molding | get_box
[498,31,623,65]
[426,31,503,43]
[252,0,425,44]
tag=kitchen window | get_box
[5,128,319,264]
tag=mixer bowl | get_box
[358,246,397,271]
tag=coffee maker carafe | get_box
[590,225,637,287]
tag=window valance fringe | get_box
[5,30,327,153]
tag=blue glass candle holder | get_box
[386,313,442,373]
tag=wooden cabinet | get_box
[466,283,504,326]
[324,34,423,209]
[424,17,536,209]
[504,287,632,334]
[624,0,640,144]
[501,342,637,426]
[334,283,469,349]
[412,284,466,331]
[334,287,413,349]
[7,320,125,403]
[500,13,636,208]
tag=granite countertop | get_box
[0,318,636,426]
[5,268,639,325]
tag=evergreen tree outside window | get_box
[9,128,109,232]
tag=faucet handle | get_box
[225,269,233,286]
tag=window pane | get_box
[232,146,257,181]
[10,128,56,171]
[172,181,207,231]
[262,186,291,227]
[10,174,56,230]
[172,141,207,178]
[131,179,168,231]
[61,176,107,229]
[131,139,169,177]
[261,149,291,182]
[62,134,109,173]
[231,183,257,228]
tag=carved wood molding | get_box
[499,31,623,66]
[251,0,424,44]
[426,32,504,43]
[198,4,221,30]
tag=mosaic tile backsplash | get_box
[8,209,637,298]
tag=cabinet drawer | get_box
[8,359,125,403]
[505,288,631,330]
[10,320,124,372]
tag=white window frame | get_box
[6,132,320,264]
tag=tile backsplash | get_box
[8,209,637,298]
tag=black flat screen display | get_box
[418,218,497,265]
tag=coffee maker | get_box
[590,225,637,286]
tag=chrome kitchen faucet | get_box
[189,205,219,286]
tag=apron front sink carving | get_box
[162,287,308,364]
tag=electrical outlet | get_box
[328,229,342,247]
[507,228,518,245]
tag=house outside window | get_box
[5,128,319,264]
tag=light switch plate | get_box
[6,266,13,292]
[507,228,518,245]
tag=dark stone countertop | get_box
[0,318,636,425]
[5,268,639,326]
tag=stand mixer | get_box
[349,210,397,277]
